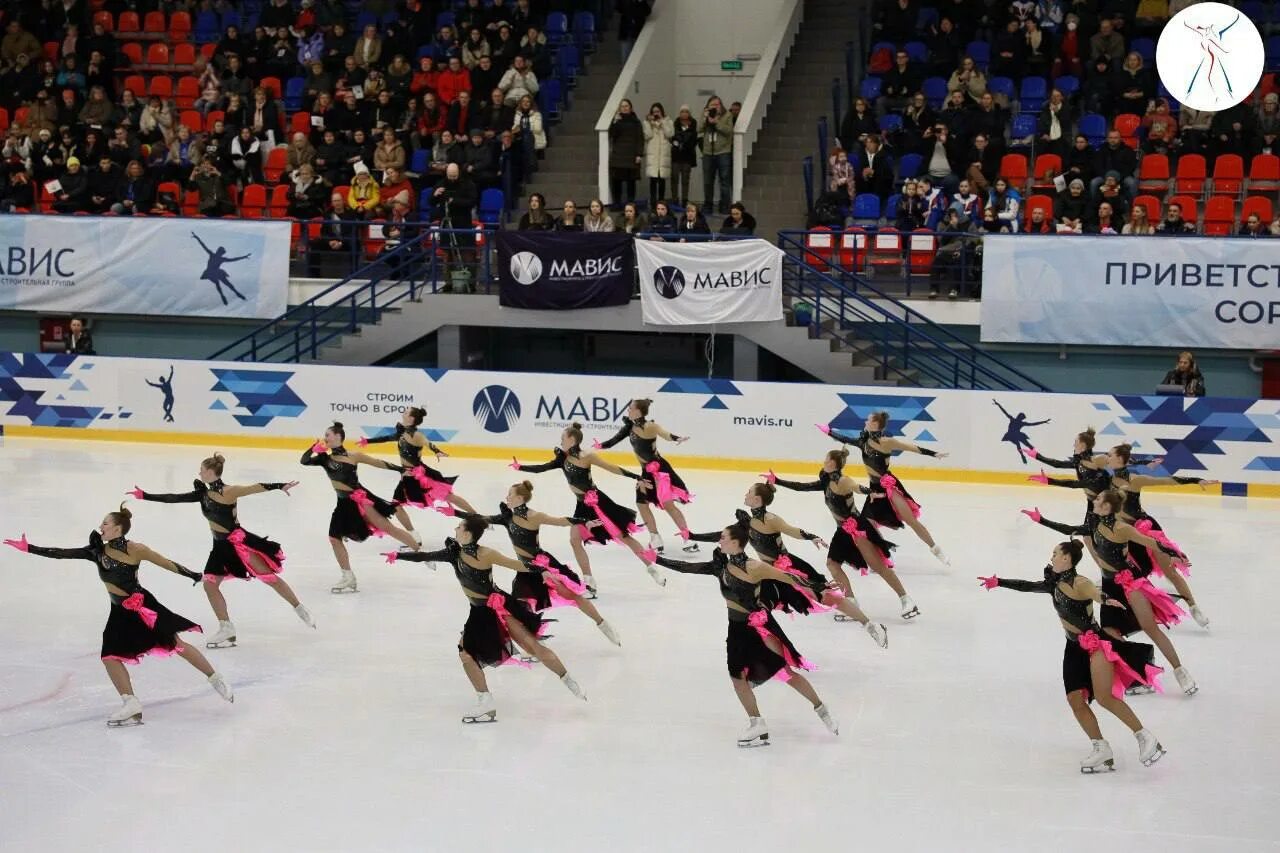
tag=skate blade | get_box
[1183,685,1199,696]
[833,614,858,623]
[1141,746,1166,767]
[901,607,920,620]
[330,587,359,594]
[107,716,143,727]
[206,640,237,649]
[583,590,598,600]
[516,654,538,665]
[461,713,497,724]
[1125,686,1154,696]
[1081,761,1115,774]
[681,544,700,553]
[737,736,770,748]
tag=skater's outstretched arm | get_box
[828,428,861,446]
[594,418,632,450]
[1045,476,1089,489]
[1126,473,1215,489]
[1114,522,1182,561]
[144,379,161,389]
[527,510,580,528]
[874,435,945,458]
[398,546,454,563]
[222,482,297,499]
[766,513,823,546]
[1021,508,1088,536]
[6,535,97,562]
[480,548,524,573]
[989,574,1053,594]
[653,554,718,574]
[1024,418,1051,427]
[650,422,686,444]
[685,529,723,543]
[130,485,202,503]
[514,452,563,474]
[131,543,203,583]
[1031,450,1076,469]
[348,450,405,472]
[772,475,825,492]
[747,559,806,587]
[581,451,642,481]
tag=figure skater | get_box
[128,452,314,648]
[4,504,233,726]
[357,406,478,547]
[453,480,622,646]
[301,421,421,593]
[772,447,920,620]
[1023,490,1199,695]
[992,398,1049,463]
[655,523,839,747]
[1025,427,1163,526]
[387,516,587,723]
[514,421,663,595]
[979,540,1166,772]
[820,412,950,564]
[191,231,249,304]
[145,365,176,422]
[594,398,698,554]
[688,481,888,647]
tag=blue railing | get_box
[777,230,1051,391]
[802,155,815,212]
[816,116,829,191]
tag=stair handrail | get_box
[731,0,804,203]
[844,42,856,113]
[829,78,841,146]
[802,156,815,213]
[817,115,829,190]
[778,230,1051,391]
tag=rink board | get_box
[0,351,1277,496]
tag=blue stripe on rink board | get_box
[1224,482,1248,497]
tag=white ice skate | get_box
[899,595,920,620]
[331,570,358,594]
[462,692,497,723]
[930,544,950,566]
[646,563,667,587]
[107,694,143,727]
[833,593,860,622]
[1190,605,1210,629]
[1136,728,1166,766]
[737,716,770,748]
[294,604,315,628]
[1174,666,1198,696]
[582,574,598,599]
[815,703,839,735]
[865,621,888,649]
[398,530,423,554]
[649,533,664,553]
[560,673,587,701]
[1080,739,1115,774]
[681,540,701,554]
[597,619,622,646]
[206,620,237,649]
[1125,683,1156,697]
[208,672,234,703]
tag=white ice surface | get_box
[0,439,1277,852]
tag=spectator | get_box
[1178,107,1215,156]
[1256,93,1280,139]
[1054,178,1090,232]
[648,200,678,237]
[829,147,856,200]
[931,204,981,298]
[895,179,927,230]
[50,156,88,212]
[1089,18,1124,66]
[1037,88,1071,158]
[491,25,520,70]
[437,57,472,106]
[987,177,1021,232]
[926,17,963,77]
[479,88,515,138]
[1114,52,1154,115]
[106,126,140,167]
[1024,20,1052,76]
[970,93,1006,148]
[0,165,34,212]
[286,132,317,179]
[1155,202,1196,235]
[428,130,464,177]
[430,162,477,226]
[347,165,381,217]
[919,176,949,229]
[65,317,95,355]
[165,124,203,181]
[1142,98,1179,137]
[1162,351,1206,397]
[1089,201,1122,234]
[248,87,281,148]
[1123,205,1155,235]
[1142,120,1177,158]
[287,162,329,218]
[518,193,554,230]
[676,201,711,240]
[617,201,650,235]
[1239,213,1267,237]
[876,0,917,43]
[879,50,921,116]
[920,123,961,195]
[670,105,699,207]
[446,90,474,137]
[948,56,988,106]
[964,132,999,194]
[1026,205,1055,233]
[111,160,155,216]
[222,55,252,101]
[79,85,114,128]
[189,160,236,217]
[86,155,120,213]
[1211,105,1254,159]
[378,165,413,217]
[56,55,87,95]
[512,94,546,162]
[353,24,383,69]
[938,90,973,142]
[520,26,553,80]
[462,127,499,188]
[700,95,734,214]
[1064,133,1094,186]
[373,127,406,174]
[230,127,264,185]
[980,204,1012,233]
[991,20,1026,79]
[901,93,936,155]
[498,55,539,108]
[297,25,326,67]
[642,102,674,203]
[856,134,894,203]
[308,194,357,276]
[1081,56,1115,116]
[721,202,757,236]
[418,92,447,145]
[952,178,981,221]
[461,28,491,69]
[608,98,644,207]
[1095,171,1129,218]
[584,198,616,232]
[195,82,226,118]
[1,22,41,66]
[617,0,653,64]
[1090,131,1137,200]
[554,199,584,231]
[838,97,878,152]
[411,57,440,98]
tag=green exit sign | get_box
[721,60,744,71]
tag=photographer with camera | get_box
[699,95,733,215]
[431,163,478,290]
[188,160,236,217]
[642,102,673,204]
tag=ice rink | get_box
[1,438,1278,852]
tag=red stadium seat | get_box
[1132,194,1162,224]
[169,11,192,41]
[176,77,201,109]
[258,76,282,100]
[1114,113,1141,148]
[1241,195,1274,224]
[838,227,867,273]
[204,110,224,133]
[240,184,268,218]
[908,229,938,276]
[1174,154,1207,196]
[147,76,173,99]
[142,11,166,38]
[998,153,1028,187]
[269,184,290,217]
[120,43,144,68]
[118,11,141,35]
[172,43,197,72]
[1168,194,1198,224]
[1137,154,1170,194]
[1212,154,1244,197]
[290,111,313,137]
[870,228,903,272]
[144,42,170,70]
[1247,153,1280,194]
[802,227,835,271]
[263,147,288,183]
[179,110,203,132]
[93,10,113,30]
[1030,154,1061,192]
[1202,195,1235,235]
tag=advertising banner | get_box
[981,235,1280,349]
[0,215,290,320]
[496,231,633,309]
[636,238,784,326]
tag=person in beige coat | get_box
[947,56,987,105]
[642,102,673,204]
[353,25,383,69]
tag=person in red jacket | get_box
[411,56,440,97]
[437,56,472,105]
[417,92,447,144]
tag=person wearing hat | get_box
[51,155,89,212]
[1053,178,1089,233]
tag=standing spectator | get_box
[1037,88,1071,158]
[987,177,1021,232]
[430,162,477,227]
[584,198,616,232]
[1155,201,1196,235]
[1239,212,1268,237]
[287,162,329,218]
[498,55,539,108]
[86,155,121,213]
[927,17,964,77]
[699,96,733,214]
[1089,19,1124,66]
[347,165,381,217]
[554,199,584,231]
[670,105,698,207]
[110,160,155,216]
[1162,352,1206,397]
[65,317,95,355]
[676,201,711,240]
[1053,178,1089,232]
[923,123,962,195]
[642,102,673,203]
[1081,56,1116,116]
[608,98,644,207]
[894,179,927,230]
[991,20,1027,79]
[878,50,922,116]
[969,93,1006,148]
[856,135,894,203]
[461,127,499,189]
[1123,205,1155,235]
[617,0,653,64]
[838,97,878,152]
[1090,131,1137,200]
[353,24,383,69]
[931,205,981,298]
[517,192,554,230]
[947,56,987,105]
[512,95,546,164]
[189,160,236,216]
[720,202,757,236]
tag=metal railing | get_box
[777,230,1051,391]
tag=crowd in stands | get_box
[813,0,1280,296]
[514,189,756,237]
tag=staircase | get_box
[741,0,864,240]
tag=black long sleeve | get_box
[1047,477,1088,489]
[517,455,562,474]
[1036,515,1088,536]
[28,543,97,561]
[139,489,201,503]
[829,428,862,446]
[301,447,325,465]
[1036,453,1076,469]
[654,555,718,575]
[363,433,398,445]
[1172,476,1204,485]
[996,577,1053,593]
[774,477,824,492]
[595,419,632,450]
[397,547,454,563]
[686,530,722,543]
[456,510,506,524]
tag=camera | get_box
[708,108,718,118]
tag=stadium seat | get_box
[546,12,570,43]
[1241,195,1273,224]
[172,43,196,72]
[1137,154,1170,193]
[803,227,836,271]
[1031,154,1061,192]
[409,148,430,175]
[142,11,166,39]
[1131,38,1155,63]
[121,43,144,67]
[1175,154,1207,196]
[878,114,903,134]
[174,77,199,109]
[1248,153,1280,193]
[1019,77,1047,113]
[259,76,282,101]
[479,188,505,225]
[541,78,563,121]
[1202,195,1235,235]
[169,11,192,41]
[93,11,113,30]
[572,11,596,51]
[904,41,928,63]
[988,76,1015,102]
[118,11,141,35]
[240,184,268,218]
[264,148,288,183]
[1009,114,1037,151]
[896,153,922,180]
[870,228,903,272]
[290,111,313,136]
[998,154,1028,187]
[268,185,290,217]
[204,109,224,133]
[853,193,881,223]
[147,76,173,99]
[1078,114,1107,147]
[1054,75,1079,99]
[284,77,306,112]
[179,109,203,132]
[838,228,868,272]
[1114,113,1141,147]
[965,41,991,70]
[143,42,170,71]
[194,11,220,43]
[122,75,147,98]
[859,77,882,100]
[908,229,938,276]
[1132,194,1161,224]
[922,77,948,108]
[1212,154,1245,196]
[557,45,581,85]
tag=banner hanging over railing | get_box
[0,215,290,320]
[495,231,633,309]
[636,238,784,326]
[980,235,1280,349]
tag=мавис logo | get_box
[509,251,543,286]
[472,385,521,433]
[1157,2,1263,112]
[654,265,685,299]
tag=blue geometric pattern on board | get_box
[829,393,937,436]
[702,396,729,410]
[423,368,450,382]
[659,378,743,396]
[360,425,459,443]
[915,429,937,442]
[209,368,306,427]
[1110,396,1276,474]
[1244,456,1280,471]
[1092,402,1111,411]
[0,354,102,427]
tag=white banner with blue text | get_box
[0,215,290,319]
[636,238,784,326]
[980,235,1280,349]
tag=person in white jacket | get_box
[512,94,546,155]
[498,56,540,107]
[641,102,674,204]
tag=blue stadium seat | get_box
[1079,113,1107,147]
[1054,75,1079,100]
[859,76,882,100]
[557,45,581,84]
[540,77,563,121]
[572,11,596,51]
[1267,36,1280,70]
[1019,76,1047,113]
[1130,37,1155,63]
[965,41,991,69]
[853,193,881,222]
[885,192,901,215]
[896,153,922,179]
[410,148,430,175]
[284,77,305,112]
[435,11,455,30]
[988,76,1015,101]
[479,188,505,224]
[546,12,570,43]
[916,7,939,29]
[878,114,903,134]
[1009,114,1038,151]
[194,11,220,43]
[922,76,948,108]
[904,41,928,63]
[220,9,240,31]
[355,11,379,31]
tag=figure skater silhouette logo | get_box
[191,231,252,305]
[993,399,1049,463]
[1157,3,1263,112]
[146,365,176,423]
[472,385,521,433]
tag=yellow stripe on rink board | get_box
[5,424,1274,498]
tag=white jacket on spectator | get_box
[642,116,673,179]
[513,109,546,151]
[499,68,539,107]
